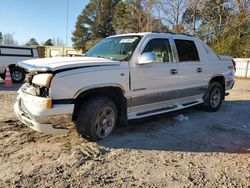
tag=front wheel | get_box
[202,82,224,112]
[76,96,117,141]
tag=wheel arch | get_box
[7,64,26,83]
[72,84,128,125]
[209,75,225,99]
[8,64,16,69]
[8,64,27,73]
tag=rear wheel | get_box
[76,96,117,141]
[202,82,224,112]
[10,67,26,83]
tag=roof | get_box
[109,32,194,39]
[0,45,36,49]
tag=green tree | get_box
[197,0,234,42]
[71,0,249,57]
[26,38,39,46]
[72,0,120,51]
[200,0,250,57]
[44,39,53,46]
[113,0,144,33]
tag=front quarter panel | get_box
[50,63,129,100]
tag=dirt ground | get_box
[0,78,249,188]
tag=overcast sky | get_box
[0,0,89,46]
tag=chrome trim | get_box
[17,61,51,72]
[128,98,203,120]
[138,52,157,64]
[128,94,203,113]
[73,83,128,99]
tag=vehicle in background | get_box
[0,45,39,83]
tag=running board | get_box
[127,99,203,120]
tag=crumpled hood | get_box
[17,57,120,72]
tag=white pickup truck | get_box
[14,32,235,141]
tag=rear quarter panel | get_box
[195,39,234,89]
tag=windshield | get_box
[86,36,141,61]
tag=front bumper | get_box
[14,90,74,134]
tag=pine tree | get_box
[26,38,39,46]
[72,0,120,51]
[44,39,53,46]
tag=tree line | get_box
[0,32,64,47]
[72,0,250,57]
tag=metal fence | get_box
[234,58,250,78]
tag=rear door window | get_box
[174,39,199,62]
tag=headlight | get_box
[32,73,53,87]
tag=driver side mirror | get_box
[138,52,157,65]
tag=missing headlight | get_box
[39,86,50,98]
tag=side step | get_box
[137,106,175,116]
[128,99,203,120]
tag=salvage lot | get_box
[0,79,249,187]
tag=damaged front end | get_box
[14,61,74,135]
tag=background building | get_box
[37,46,83,58]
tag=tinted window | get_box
[175,40,199,62]
[143,39,173,63]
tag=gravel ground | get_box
[0,78,249,188]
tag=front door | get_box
[129,38,179,113]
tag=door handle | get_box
[197,68,202,73]
[170,69,178,75]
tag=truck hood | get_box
[17,57,120,72]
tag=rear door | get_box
[173,38,206,100]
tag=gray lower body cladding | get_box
[127,86,207,107]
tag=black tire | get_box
[76,96,117,141]
[10,67,26,83]
[202,82,224,112]
[0,71,5,80]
